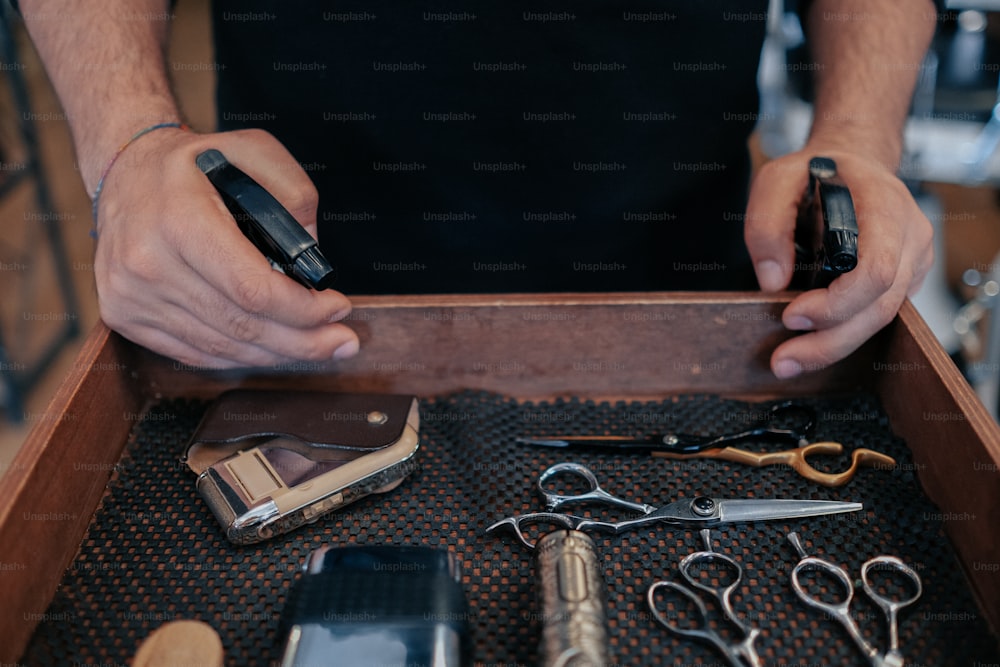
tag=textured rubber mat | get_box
[21,391,1000,666]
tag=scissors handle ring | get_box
[537,462,601,510]
[791,557,882,664]
[861,555,922,653]
[539,461,600,489]
[647,581,710,636]
[537,462,653,514]
[860,556,922,609]
[790,556,856,616]
[678,550,745,622]
[768,400,816,437]
[647,581,745,667]
[792,443,897,488]
[677,551,743,600]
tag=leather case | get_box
[184,389,420,544]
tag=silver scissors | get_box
[486,462,863,549]
[647,529,762,667]
[787,532,922,667]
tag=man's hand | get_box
[745,0,936,378]
[17,1,357,368]
[745,147,933,378]
[94,127,359,369]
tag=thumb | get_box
[743,156,809,292]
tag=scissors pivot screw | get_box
[691,497,717,516]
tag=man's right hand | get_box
[93,127,360,369]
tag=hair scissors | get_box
[647,529,762,667]
[786,532,922,667]
[485,462,863,549]
[516,400,816,454]
[655,441,895,487]
[517,401,895,487]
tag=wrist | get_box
[76,107,184,196]
[90,122,192,229]
[802,126,902,174]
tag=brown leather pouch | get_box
[184,389,420,545]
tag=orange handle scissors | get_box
[654,441,896,487]
[517,401,896,487]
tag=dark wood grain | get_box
[128,292,881,399]
[877,300,1000,631]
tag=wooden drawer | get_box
[1,292,998,662]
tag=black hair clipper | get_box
[197,149,335,290]
[280,545,471,667]
[791,156,859,289]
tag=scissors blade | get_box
[716,499,863,523]
[515,435,667,452]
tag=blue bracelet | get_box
[90,121,189,237]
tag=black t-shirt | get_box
[211,1,769,293]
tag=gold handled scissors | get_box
[516,401,895,486]
[654,441,896,487]
[486,462,863,549]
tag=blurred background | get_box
[0,0,215,467]
[4,0,1000,469]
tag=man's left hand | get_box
[744,146,934,378]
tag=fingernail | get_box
[773,359,802,379]
[785,315,814,330]
[755,260,785,292]
[332,339,359,360]
[329,305,352,322]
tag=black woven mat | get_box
[21,391,1000,666]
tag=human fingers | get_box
[93,128,357,367]
[197,128,321,238]
[743,155,810,291]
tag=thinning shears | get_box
[648,529,762,667]
[517,402,896,487]
[787,532,922,667]
[485,462,863,549]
